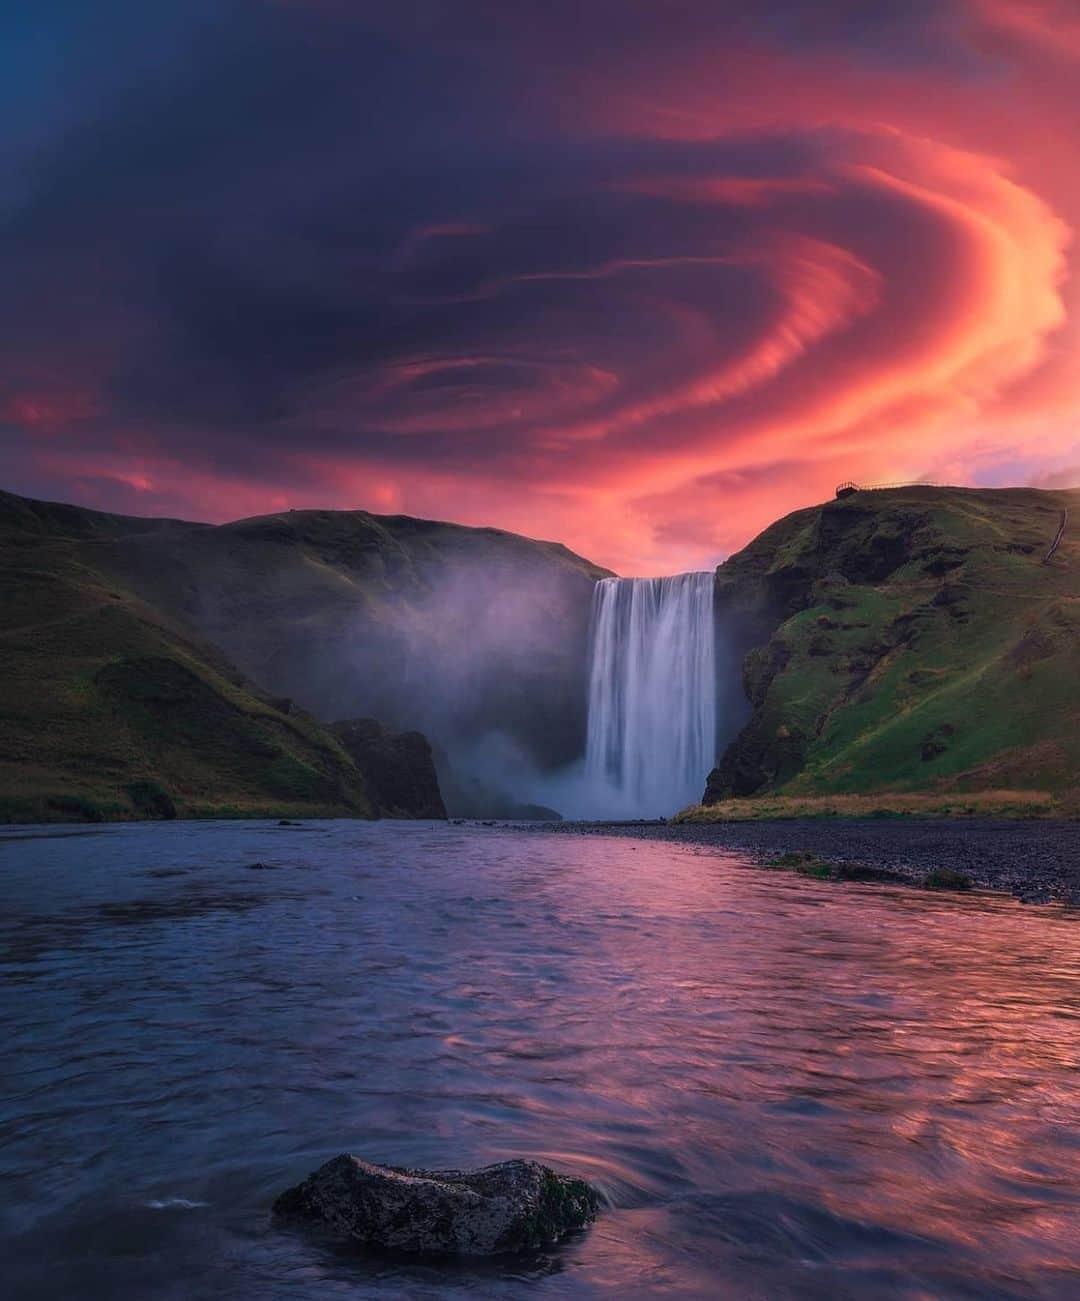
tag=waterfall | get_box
[584,572,716,818]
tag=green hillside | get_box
[0,489,607,823]
[0,491,376,822]
[86,506,610,770]
[701,486,1078,814]
[5,482,1075,824]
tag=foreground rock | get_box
[273,1155,599,1255]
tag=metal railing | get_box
[834,480,941,497]
[833,485,1068,566]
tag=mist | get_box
[114,509,748,820]
[344,561,751,821]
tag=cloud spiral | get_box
[1,0,1077,570]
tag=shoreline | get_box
[525,816,1080,906]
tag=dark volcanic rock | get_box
[331,718,447,819]
[273,1155,599,1256]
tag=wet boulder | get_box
[273,1155,599,1256]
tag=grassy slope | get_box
[111,507,611,688]
[88,505,612,770]
[7,484,1074,823]
[695,486,1079,816]
[0,491,376,822]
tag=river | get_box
[2,820,1077,1298]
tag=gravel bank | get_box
[522,817,1080,906]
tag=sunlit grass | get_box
[675,788,1067,822]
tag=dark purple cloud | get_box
[0,1,1076,571]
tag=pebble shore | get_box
[524,817,1080,906]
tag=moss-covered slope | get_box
[704,486,1079,809]
[0,492,376,822]
[0,488,606,822]
[88,503,611,771]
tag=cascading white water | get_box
[584,572,716,818]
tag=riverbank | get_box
[677,790,1076,819]
[527,817,1080,905]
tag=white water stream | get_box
[583,573,716,818]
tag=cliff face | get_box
[705,486,1079,804]
[330,718,446,819]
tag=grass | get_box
[0,495,377,823]
[708,486,1080,809]
[677,789,1064,822]
[923,867,974,891]
[762,849,973,892]
[767,850,838,878]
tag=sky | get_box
[2,1,1079,574]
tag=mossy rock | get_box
[273,1155,599,1256]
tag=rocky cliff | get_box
[330,718,446,819]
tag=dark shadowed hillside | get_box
[85,504,610,782]
[0,492,376,822]
[700,486,1079,813]
[0,490,608,820]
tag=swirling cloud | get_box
[0,0,1077,571]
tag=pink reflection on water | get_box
[463,833,1079,1295]
[2,821,1076,1298]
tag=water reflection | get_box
[1,821,1077,1298]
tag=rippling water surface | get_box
[2,820,1077,1299]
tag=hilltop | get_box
[696,485,1078,816]
[0,492,376,821]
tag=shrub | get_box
[125,779,178,820]
[46,793,105,823]
[923,867,973,891]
